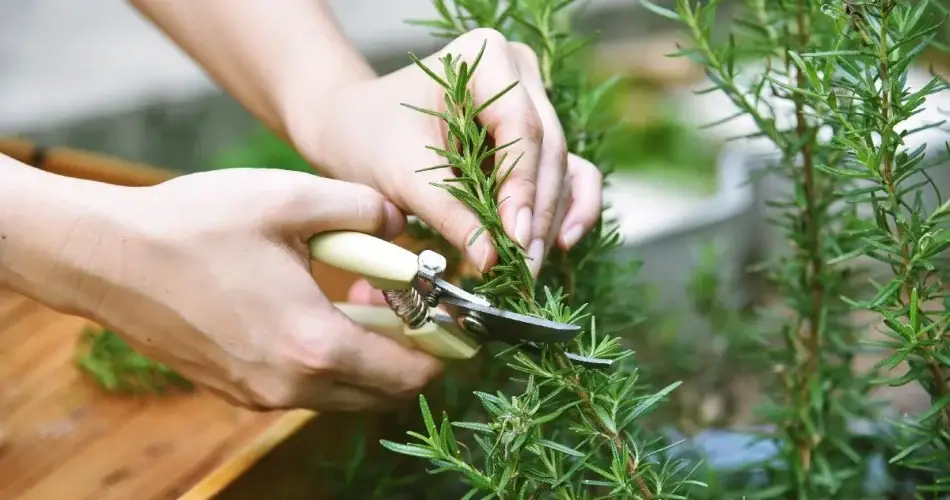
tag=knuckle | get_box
[591,166,604,186]
[436,207,477,246]
[538,200,559,226]
[250,387,294,411]
[274,323,341,377]
[288,342,340,377]
[546,135,569,167]
[509,174,538,197]
[521,110,545,145]
[396,360,444,398]
[463,27,509,49]
[352,187,387,226]
[572,153,604,183]
[270,177,321,216]
[234,371,297,410]
[509,42,540,68]
[247,374,301,410]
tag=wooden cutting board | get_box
[0,291,313,499]
[0,137,442,499]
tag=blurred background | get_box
[2,0,949,498]
[0,0,717,176]
[0,0,742,332]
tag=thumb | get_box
[278,177,406,239]
[319,306,445,398]
[397,167,498,273]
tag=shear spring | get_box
[382,288,429,329]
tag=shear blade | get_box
[565,352,615,367]
[439,295,581,343]
[517,342,615,369]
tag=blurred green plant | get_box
[643,0,950,497]
[75,328,192,395]
[210,128,313,173]
[600,89,720,192]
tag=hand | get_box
[23,169,442,411]
[287,28,603,276]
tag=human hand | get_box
[19,169,442,411]
[286,28,603,276]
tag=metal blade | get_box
[439,295,582,343]
[517,342,616,369]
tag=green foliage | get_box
[601,112,719,194]
[643,0,950,496]
[597,81,720,193]
[379,1,698,498]
[210,127,314,173]
[75,327,192,395]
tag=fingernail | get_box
[514,206,532,248]
[382,202,404,240]
[527,239,545,277]
[467,228,493,272]
[561,224,583,249]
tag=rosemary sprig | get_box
[380,1,694,498]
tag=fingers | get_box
[393,165,496,272]
[275,176,406,240]
[507,42,569,276]
[558,154,604,250]
[210,368,395,412]
[311,306,444,399]
[303,382,398,412]
[347,279,388,306]
[447,29,541,256]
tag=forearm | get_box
[129,0,376,138]
[0,155,117,313]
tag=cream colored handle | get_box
[308,231,418,290]
[334,303,480,359]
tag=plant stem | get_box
[874,5,950,427]
[792,0,822,478]
[555,355,653,498]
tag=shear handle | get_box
[333,303,480,359]
[308,231,419,290]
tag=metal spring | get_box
[382,287,429,329]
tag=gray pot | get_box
[604,145,757,337]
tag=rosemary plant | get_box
[809,1,950,494]
[643,0,950,496]
[380,1,695,498]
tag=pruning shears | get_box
[308,231,612,368]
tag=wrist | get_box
[0,156,128,315]
[270,4,378,143]
[281,73,379,182]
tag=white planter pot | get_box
[603,145,757,337]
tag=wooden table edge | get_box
[176,409,319,500]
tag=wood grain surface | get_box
[0,257,359,499]
[0,137,438,499]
